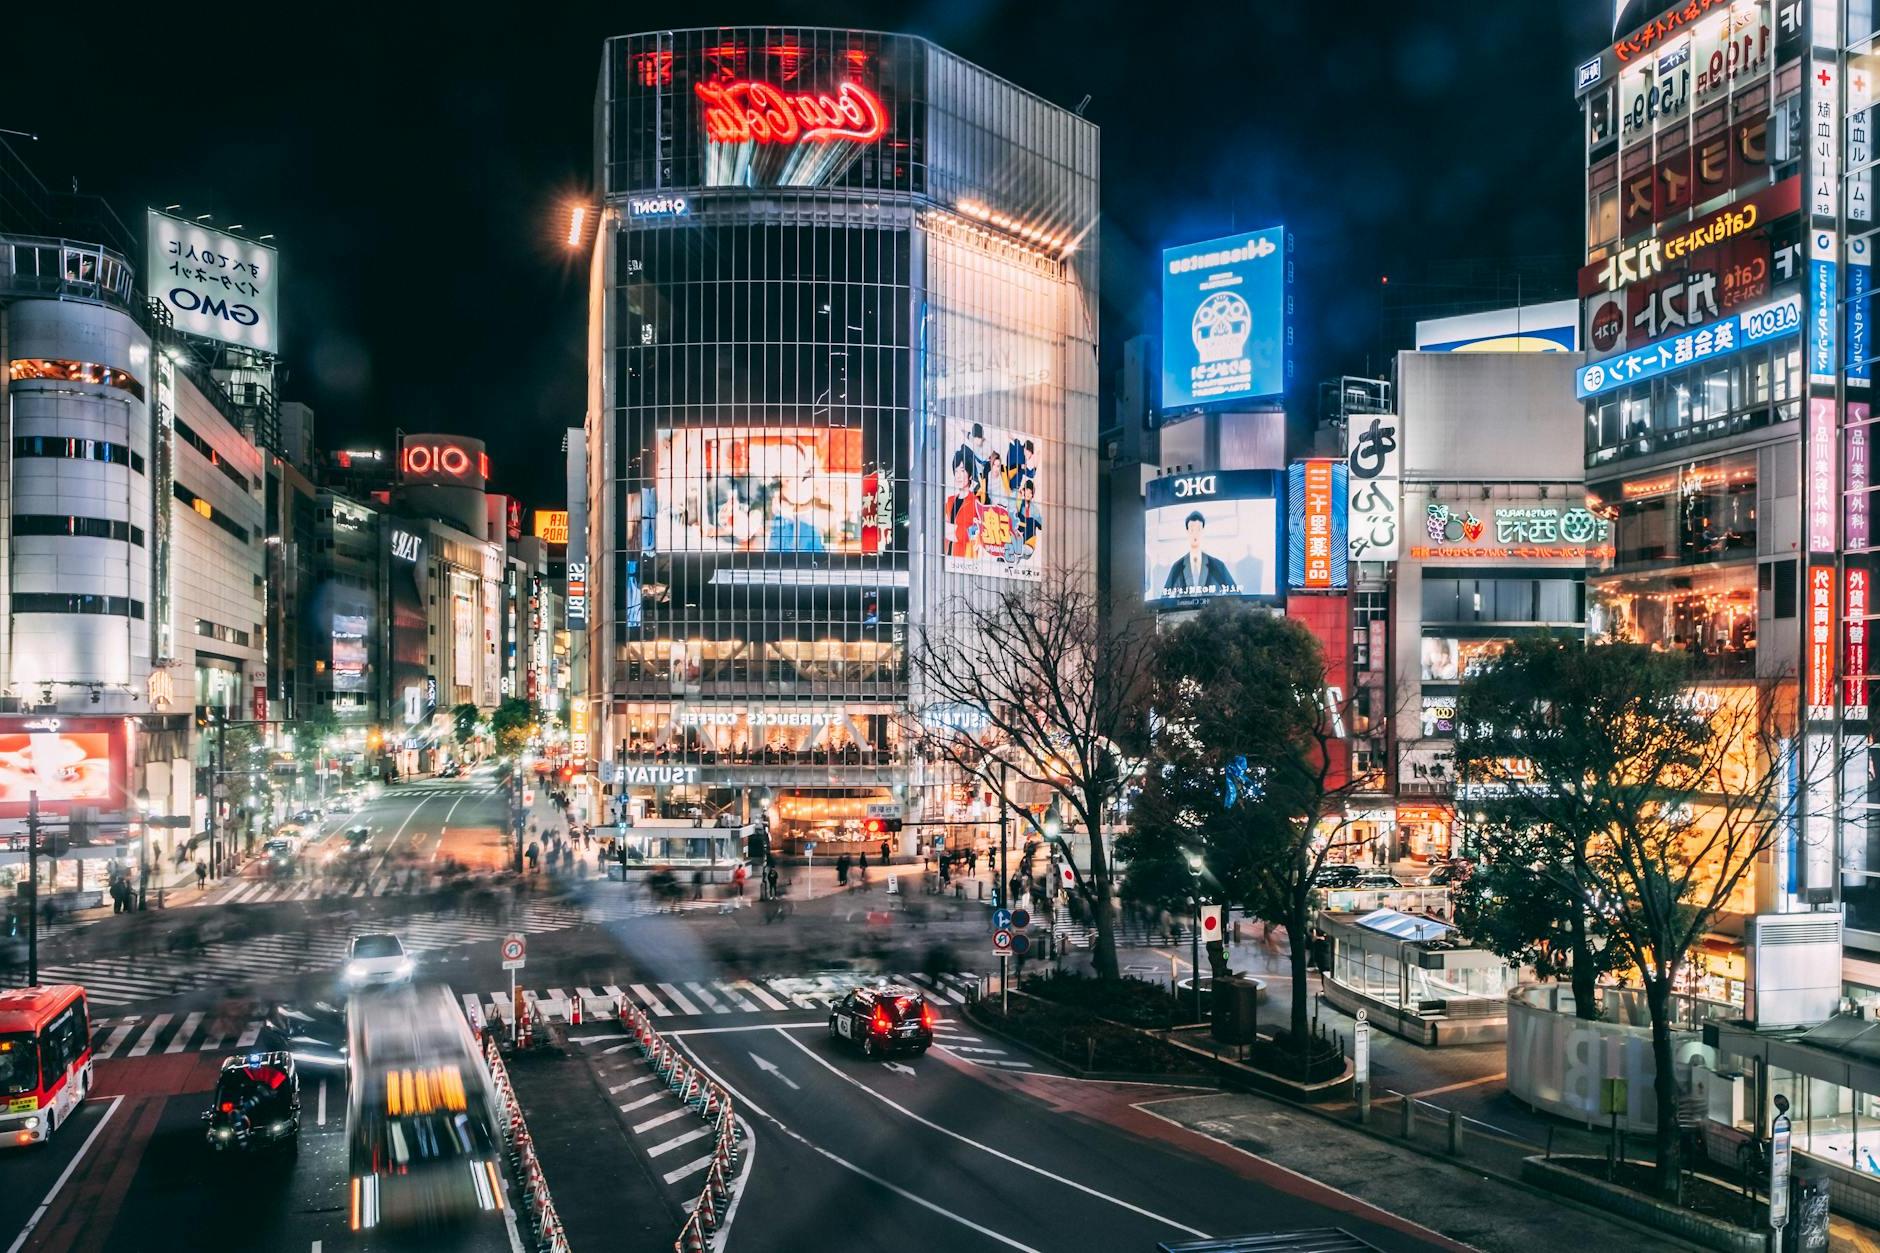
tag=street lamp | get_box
[1187,851,1205,1022]
[135,787,152,910]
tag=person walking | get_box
[858,850,870,884]
[879,838,890,864]
[691,868,704,900]
[196,860,208,890]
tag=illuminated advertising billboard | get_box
[1287,460,1348,590]
[146,209,280,354]
[654,427,870,555]
[398,435,490,489]
[0,717,124,815]
[1143,470,1282,605]
[1160,228,1289,413]
[534,510,570,545]
[942,420,1043,580]
[332,614,368,693]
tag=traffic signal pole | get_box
[26,790,38,987]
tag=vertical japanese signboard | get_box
[1288,459,1347,590]
[1346,413,1401,562]
[1850,404,1872,549]
[1848,567,1870,719]
[1810,397,1839,551]
[1809,563,1836,720]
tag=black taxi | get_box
[827,984,934,1059]
[202,1051,301,1153]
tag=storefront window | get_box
[1589,562,1757,674]
[1591,454,1757,572]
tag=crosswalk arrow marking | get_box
[883,1062,917,1077]
[749,1052,800,1090]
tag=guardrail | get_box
[611,996,745,1251]
[484,1028,571,1252]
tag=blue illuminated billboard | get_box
[1575,294,1801,398]
[1161,227,1289,414]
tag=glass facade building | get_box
[586,29,1098,849]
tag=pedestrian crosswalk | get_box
[35,894,723,1007]
[467,970,985,1028]
[86,1010,267,1060]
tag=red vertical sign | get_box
[1302,460,1334,589]
[1849,568,1870,718]
[252,685,268,723]
[1808,564,1836,718]
[860,471,881,555]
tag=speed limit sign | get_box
[501,934,526,970]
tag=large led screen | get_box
[655,428,868,554]
[0,719,122,814]
[1143,470,1282,604]
[942,419,1044,581]
[1161,228,1289,413]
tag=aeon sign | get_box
[694,80,887,145]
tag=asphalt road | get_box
[2,774,1466,1253]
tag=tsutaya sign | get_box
[695,80,887,145]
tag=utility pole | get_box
[25,790,38,987]
[211,717,226,880]
[998,759,1010,1013]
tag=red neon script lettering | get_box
[695,80,887,144]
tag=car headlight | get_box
[270,1121,289,1133]
[344,962,366,981]
[22,1116,38,1130]
[395,958,414,977]
[216,1128,231,1139]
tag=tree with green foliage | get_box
[451,703,481,750]
[1120,604,1361,1073]
[1454,637,1801,1199]
[489,698,539,758]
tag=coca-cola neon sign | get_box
[695,80,887,145]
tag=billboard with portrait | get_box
[1143,470,1282,605]
[1161,227,1289,413]
[941,419,1044,580]
[654,427,868,554]
[0,718,124,815]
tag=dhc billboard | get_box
[1160,227,1290,414]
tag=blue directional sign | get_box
[1576,295,1801,399]
[992,908,1013,932]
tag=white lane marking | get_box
[665,1022,822,1037]
[646,1125,711,1158]
[670,1044,1034,1253]
[656,983,700,1015]
[434,793,467,862]
[312,1242,321,1253]
[127,1014,171,1058]
[630,984,672,1017]
[947,1045,1008,1056]
[775,1028,1209,1239]
[610,1077,654,1094]
[632,1107,691,1134]
[730,979,788,1011]
[661,1153,715,1184]
[748,1052,800,1090]
[619,1093,663,1113]
[235,1022,260,1048]
[165,1012,204,1054]
[602,1043,633,1055]
[5,1095,124,1253]
[374,791,431,879]
[684,982,723,1013]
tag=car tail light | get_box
[871,1006,890,1034]
[920,1003,936,1030]
[220,1101,234,1113]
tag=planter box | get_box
[1519,1157,1764,1253]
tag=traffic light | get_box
[863,817,884,838]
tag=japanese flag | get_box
[1200,905,1225,939]
[1060,864,1075,888]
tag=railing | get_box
[0,234,136,309]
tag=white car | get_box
[343,933,413,987]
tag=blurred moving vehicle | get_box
[259,1000,349,1069]
[828,984,934,1058]
[1352,872,1403,889]
[437,760,461,779]
[347,984,505,1231]
[345,825,372,850]
[0,984,92,1146]
[203,1052,300,1153]
[264,839,299,876]
[1418,859,1474,887]
[345,933,414,987]
[1312,864,1365,889]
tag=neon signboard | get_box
[398,436,490,487]
[695,80,887,145]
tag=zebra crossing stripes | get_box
[85,1011,270,1061]
[488,971,984,1027]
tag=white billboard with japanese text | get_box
[146,210,279,353]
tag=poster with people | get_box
[655,428,868,554]
[942,418,1043,580]
[1141,470,1282,604]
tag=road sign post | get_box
[502,933,526,1025]
[1601,1075,1628,1178]
[993,927,1014,1014]
[1770,1096,1793,1242]
[1354,1008,1371,1124]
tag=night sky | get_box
[9,2,1616,508]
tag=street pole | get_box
[26,790,38,987]
[998,761,1009,912]
[211,718,225,880]
[1192,895,1202,1022]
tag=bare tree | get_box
[908,569,1154,979]
[1456,639,1809,1199]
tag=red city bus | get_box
[0,985,93,1146]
